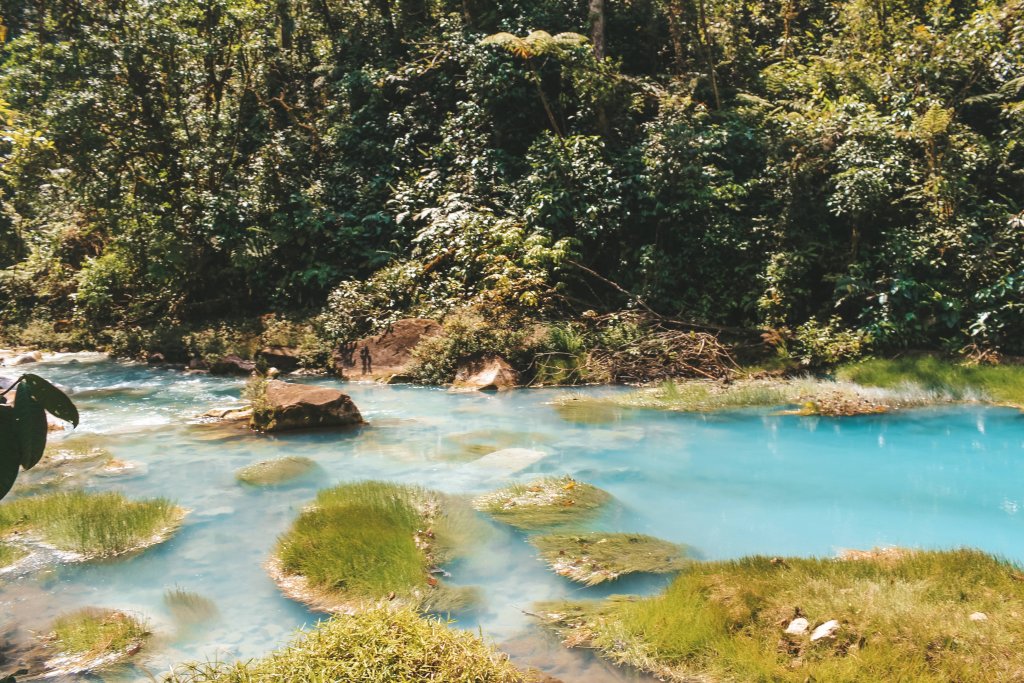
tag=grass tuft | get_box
[0,541,27,568]
[538,549,1024,682]
[236,456,317,486]
[48,607,148,671]
[0,490,185,557]
[532,532,689,585]
[272,481,478,612]
[474,476,611,530]
[166,606,528,682]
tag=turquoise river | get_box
[2,354,1023,681]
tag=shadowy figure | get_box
[359,346,372,375]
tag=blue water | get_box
[2,354,1023,681]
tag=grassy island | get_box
[167,606,529,683]
[0,490,185,558]
[538,549,1024,682]
[271,481,479,613]
[236,456,317,487]
[474,476,611,530]
[45,607,149,675]
[532,532,689,585]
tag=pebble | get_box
[969,612,988,622]
[784,617,809,634]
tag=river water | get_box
[2,354,1023,681]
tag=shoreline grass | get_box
[0,490,185,558]
[837,356,1024,405]
[538,549,1024,682]
[557,375,955,417]
[474,476,611,530]
[0,541,27,568]
[46,607,149,674]
[166,606,528,682]
[236,456,317,486]
[272,481,479,613]
[532,532,689,585]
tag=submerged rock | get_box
[254,380,364,432]
[332,317,441,378]
[209,355,256,375]
[452,353,518,391]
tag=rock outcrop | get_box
[4,351,42,367]
[254,380,364,432]
[332,318,441,378]
[259,346,301,373]
[452,353,518,391]
[209,355,256,375]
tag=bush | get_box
[407,309,538,385]
[791,316,872,367]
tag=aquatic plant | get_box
[165,588,219,625]
[837,356,1024,405]
[272,481,478,612]
[538,549,1024,682]
[531,532,689,585]
[166,606,528,682]
[46,607,148,674]
[236,456,317,487]
[474,476,611,530]
[0,490,184,557]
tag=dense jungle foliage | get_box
[0,0,1022,355]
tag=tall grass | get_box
[473,476,611,530]
[0,490,184,556]
[50,607,148,659]
[0,541,26,567]
[274,482,477,609]
[166,607,526,683]
[838,356,1024,404]
[540,549,1024,682]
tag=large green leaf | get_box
[20,374,79,427]
[0,407,21,500]
[13,383,47,470]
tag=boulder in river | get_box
[5,351,43,366]
[254,380,364,432]
[259,346,300,373]
[452,353,518,391]
[209,355,256,375]
[332,318,441,378]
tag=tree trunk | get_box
[695,0,720,109]
[589,0,606,59]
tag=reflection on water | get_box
[2,354,1024,681]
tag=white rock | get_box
[810,619,840,642]
[969,612,988,622]
[6,351,42,366]
[784,617,809,635]
[471,448,548,477]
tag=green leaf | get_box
[0,407,21,500]
[13,383,47,470]
[20,374,79,427]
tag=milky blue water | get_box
[2,355,1023,681]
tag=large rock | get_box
[5,351,42,366]
[255,380,364,432]
[452,353,519,391]
[333,318,441,377]
[209,354,256,375]
[259,346,301,373]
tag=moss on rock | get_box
[531,532,689,585]
[474,476,611,530]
